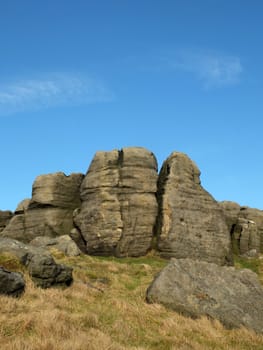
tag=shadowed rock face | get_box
[146,258,263,334]
[1,173,84,243]
[0,267,25,297]
[156,152,233,265]
[74,147,158,257]
[0,210,13,232]
[220,201,263,254]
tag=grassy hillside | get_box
[0,251,263,350]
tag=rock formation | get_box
[30,235,81,256]
[220,201,263,255]
[146,258,263,334]
[156,152,232,265]
[74,147,158,257]
[0,210,13,232]
[0,237,73,288]
[1,172,84,243]
[0,267,25,297]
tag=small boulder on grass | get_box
[146,258,263,334]
[0,266,25,297]
[0,237,73,288]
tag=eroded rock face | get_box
[1,173,84,243]
[31,172,83,209]
[0,237,73,288]
[220,201,263,254]
[74,147,158,257]
[0,267,25,297]
[146,258,263,334]
[0,210,13,232]
[156,152,232,265]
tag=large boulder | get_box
[0,237,73,288]
[146,258,263,334]
[156,152,232,265]
[0,267,25,297]
[220,201,263,255]
[0,210,13,232]
[1,173,84,243]
[74,147,158,257]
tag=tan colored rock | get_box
[1,173,84,243]
[232,218,260,255]
[2,208,75,243]
[219,201,240,230]
[0,210,13,232]
[31,172,84,209]
[239,207,263,253]
[30,235,81,256]
[74,147,158,257]
[219,202,263,254]
[156,152,232,265]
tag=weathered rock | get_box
[156,152,232,265]
[74,147,158,257]
[31,172,84,209]
[239,207,263,253]
[146,258,263,334]
[0,267,25,297]
[219,201,263,254]
[232,218,260,255]
[30,235,81,256]
[1,172,84,243]
[70,226,87,254]
[0,210,13,232]
[15,199,31,214]
[0,237,73,288]
[2,207,77,243]
[219,201,241,231]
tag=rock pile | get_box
[0,145,262,335]
[0,237,73,288]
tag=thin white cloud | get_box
[0,73,113,115]
[141,48,243,88]
[167,49,243,88]
[159,49,243,88]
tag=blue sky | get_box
[1,0,263,211]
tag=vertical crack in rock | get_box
[75,147,158,257]
[154,161,170,247]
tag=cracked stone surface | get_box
[74,147,158,257]
[156,152,233,265]
[1,172,84,243]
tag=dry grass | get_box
[0,251,263,350]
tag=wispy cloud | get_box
[0,73,113,115]
[168,49,242,88]
[142,48,243,88]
